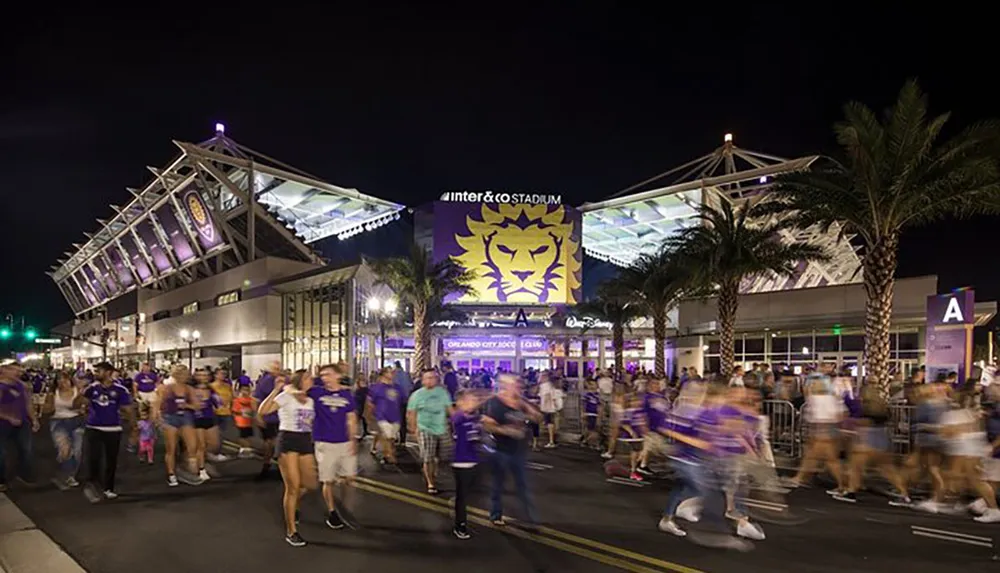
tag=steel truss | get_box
[581,135,861,293]
[50,127,403,316]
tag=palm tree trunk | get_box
[862,233,898,397]
[412,302,430,374]
[612,323,624,378]
[718,279,740,380]
[652,306,666,378]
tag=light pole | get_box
[109,339,124,369]
[180,329,201,371]
[367,296,397,369]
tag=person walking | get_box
[0,363,38,491]
[82,362,134,502]
[393,362,413,445]
[253,362,283,480]
[308,363,359,529]
[43,371,85,489]
[367,367,402,466]
[451,390,485,539]
[481,373,541,527]
[407,369,453,494]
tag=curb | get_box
[0,494,86,573]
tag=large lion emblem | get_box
[453,203,581,304]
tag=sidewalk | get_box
[0,493,86,573]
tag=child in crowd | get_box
[232,385,255,458]
[451,390,484,540]
[581,380,601,450]
[138,402,156,464]
[620,393,648,481]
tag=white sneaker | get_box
[657,517,687,537]
[208,453,231,462]
[544,442,557,449]
[974,508,1000,523]
[198,469,211,481]
[103,490,118,500]
[167,475,179,487]
[675,499,702,523]
[737,520,766,541]
[914,500,940,514]
[601,451,613,459]
[66,477,80,488]
[969,498,989,516]
[238,447,254,459]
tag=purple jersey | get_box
[583,391,600,415]
[451,410,481,465]
[253,373,279,424]
[135,371,158,393]
[0,382,30,428]
[139,419,156,441]
[620,407,647,439]
[368,382,402,423]
[307,386,356,444]
[83,382,132,430]
[643,391,669,432]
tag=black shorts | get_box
[238,426,254,439]
[260,422,279,441]
[278,431,314,455]
[620,438,644,453]
[194,418,216,430]
[585,415,598,431]
[543,413,555,425]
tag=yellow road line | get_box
[355,482,673,573]
[356,476,705,573]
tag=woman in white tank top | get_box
[43,371,85,489]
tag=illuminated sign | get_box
[35,338,62,344]
[442,337,547,353]
[182,188,223,250]
[440,191,562,205]
[565,316,613,330]
[434,202,582,305]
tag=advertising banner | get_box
[925,290,975,384]
[119,235,153,283]
[81,264,108,302]
[442,337,548,354]
[73,270,97,306]
[90,256,119,297]
[181,188,223,251]
[154,203,196,264]
[135,219,173,273]
[433,201,582,305]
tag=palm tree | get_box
[573,283,642,377]
[608,249,685,378]
[666,200,828,379]
[767,80,1000,394]
[369,243,476,373]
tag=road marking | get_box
[526,462,554,470]
[737,498,787,512]
[606,477,648,487]
[911,530,993,548]
[911,525,992,543]
[356,476,705,573]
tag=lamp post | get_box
[179,329,201,371]
[109,339,124,369]
[367,296,397,369]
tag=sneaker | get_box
[657,517,687,537]
[888,495,912,507]
[636,466,654,476]
[675,499,702,523]
[167,475,179,487]
[825,488,843,496]
[285,532,306,547]
[969,498,989,516]
[453,526,472,540]
[198,469,211,481]
[237,447,255,459]
[600,451,613,460]
[974,508,1000,523]
[491,517,506,526]
[325,511,345,530]
[83,484,102,503]
[736,520,766,540]
[914,499,940,514]
[103,490,118,500]
[629,472,644,482]
[544,442,557,449]
[832,492,857,504]
[66,477,80,488]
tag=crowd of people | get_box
[2,356,1000,552]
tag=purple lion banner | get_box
[433,201,583,305]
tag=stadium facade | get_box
[47,128,995,379]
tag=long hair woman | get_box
[257,370,318,547]
[156,365,202,487]
[191,368,222,482]
[43,371,86,489]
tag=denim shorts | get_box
[164,411,194,428]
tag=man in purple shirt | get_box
[82,362,133,502]
[253,362,282,480]
[308,364,358,529]
[0,363,38,491]
[366,367,402,465]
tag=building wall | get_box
[145,294,282,353]
[677,275,937,333]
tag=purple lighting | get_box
[215,122,225,134]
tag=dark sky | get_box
[1,6,994,335]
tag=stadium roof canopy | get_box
[579,134,862,293]
[49,125,404,315]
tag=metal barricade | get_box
[761,400,799,458]
[888,403,915,456]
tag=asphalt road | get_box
[6,428,1000,573]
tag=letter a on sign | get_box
[514,308,529,328]
[942,297,965,323]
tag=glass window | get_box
[708,340,721,354]
[841,334,864,352]
[898,332,920,351]
[790,336,812,355]
[815,335,839,353]
[182,302,198,315]
[744,337,764,354]
[216,291,240,307]
[771,334,789,353]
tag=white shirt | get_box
[275,389,315,432]
[941,408,989,457]
[729,375,745,388]
[539,382,557,413]
[805,394,843,424]
[597,376,613,395]
[52,388,79,420]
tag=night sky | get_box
[2,7,994,337]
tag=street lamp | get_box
[109,339,125,369]
[180,329,201,371]
[368,296,397,368]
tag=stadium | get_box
[47,126,994,379]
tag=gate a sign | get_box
[925,290,975,384]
